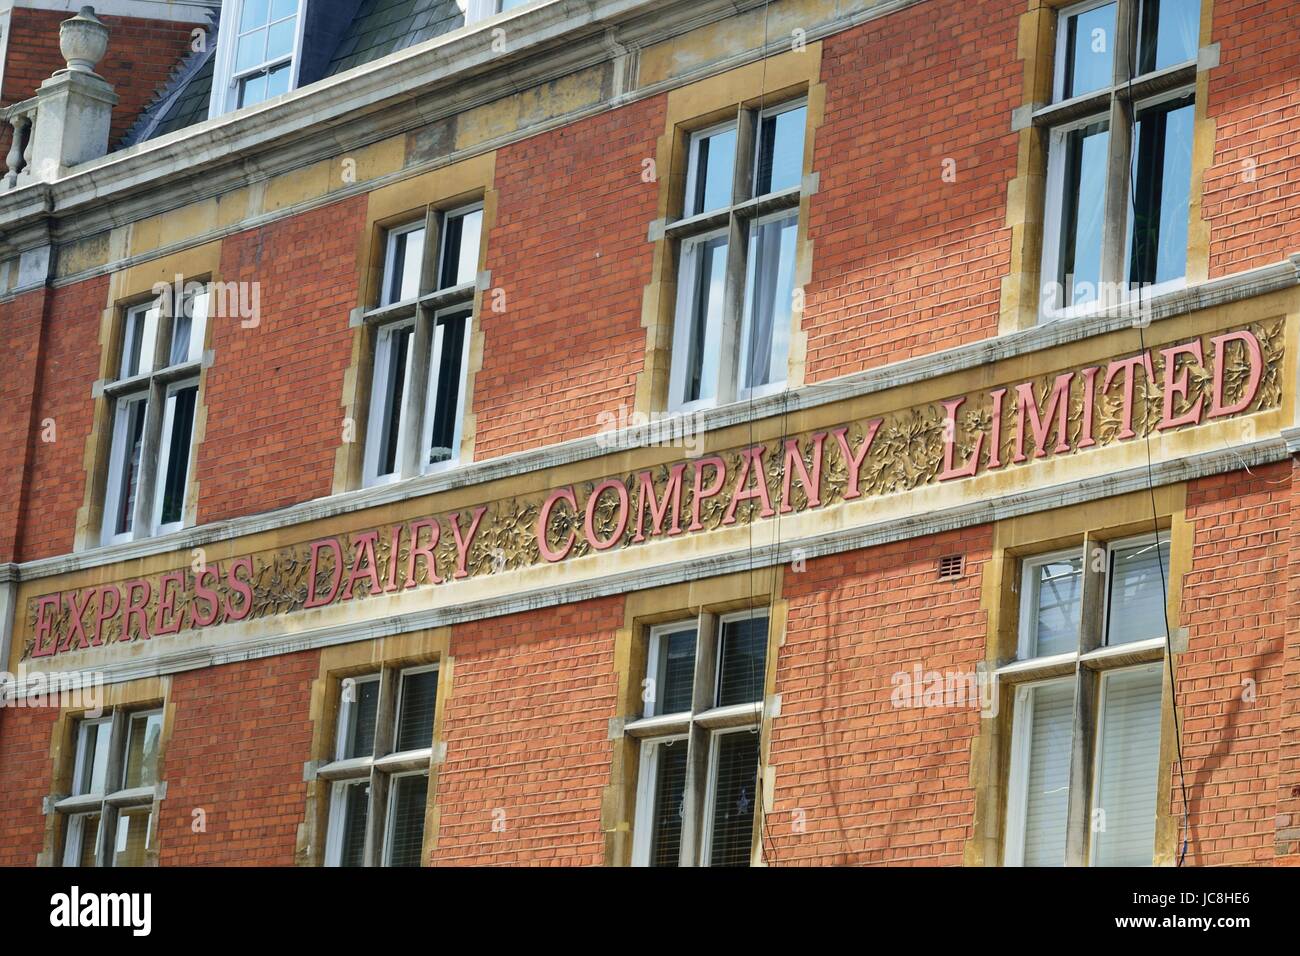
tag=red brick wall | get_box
[157,650,318,865]
[195,196,366,524]
[769,526,992,864]
[473,96,663,459]
[16,276,107,562]
[1178,463,1290,865]
[432,597,623,864]
[1203,0,1300,277]
[1283,457,1300,864]
[802,0,1019,381]
[0,705,58,866]
[0,288,46,563]
[0,8,203,158]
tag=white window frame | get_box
[151,377,201,537]
[1000,528,1171,866]
[1016,546,1085,661]
[101,391,149,547]
[644,620,698,719]
[1002,676,1075,867]
[362,317,417,488]
[736,206,800,404]
[57,708,164,868]
[381,220,426,308]
[1052,0,1120,103]
[321,664,440,867]
[667,228,729,414]
[1036,0,1200,323]
[697,725,761,867]
[1086,661,1164,866]
[466,0,530,23]
[1039,112,1113,322]
[100,285,207,546]
[750,99,808,197]
[626,609,770,867]
[1100,530,1171,647]
[419,305,473,476]
[682,120,739,220]
[665,98,808,412]
[361,201,483,488]
[209,0,308,117]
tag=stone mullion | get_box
[1064,532,1107,865]
[679,610,718,866]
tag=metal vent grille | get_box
[937,554,965,581]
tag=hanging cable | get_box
[1122,6,1192,866]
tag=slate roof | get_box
[327,0,465,76]
[121,0,467,149]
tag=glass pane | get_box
[237,71,267,108]
[68,812,101,866]
[1091,667,1162,865]
[1061,3,1116,99]
[113,807,151,867]
[235,31,265,73]
[266,19,296,61]
[395,669,438,752]
[647,742,688,867]
[1055,119,1110,308]
[123,711,163,789]
[112,396,148,537]
[681,234,728,404]
[440,209,482,289]
[337,781,369,866]
[717,614,768,707]
[427,311,469,465]
[707,732,759,866]
[1139,0,1200,74]
[652,627,696,716]
[170,289,208,366]
[755,105,806,196]
[386,774,429,867]
[1106,539,1170,645]
[500,0,530,9]
[265,61,292,99]
[341,677,380,759]
[159,385,197,527]
[121,305,158,378]
[374,324,414,477]
[741,213,797,391]
[271,0,298,21]
[386,226,425,304]
[1016,681,1074,866]
[1127,97,1193,288]
[687,126,737,216]
[1027,554,1083,657]
[76,721,112,795]
[240,0,270,30]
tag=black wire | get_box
[1122,6,1191,867]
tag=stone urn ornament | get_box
[59,6,109,74]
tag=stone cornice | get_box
[0,0,928,259]
[12,252,1299,583]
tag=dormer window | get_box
[465,0,532,22]
[211,0,306,115]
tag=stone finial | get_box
[59,7,110,74]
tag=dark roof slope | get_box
[326,0,465,76]
[123,0,467,147]
[119,8,219,148]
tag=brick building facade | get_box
[0,0,1297,867]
